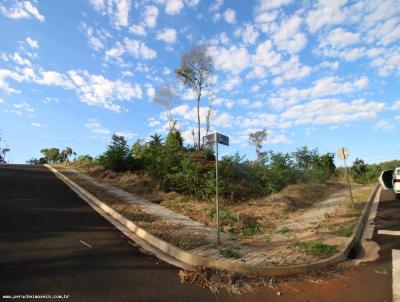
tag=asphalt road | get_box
[0,165,233,302]
[1,165,399,302]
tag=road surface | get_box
[0,165,232,301]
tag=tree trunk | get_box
[196,93,201,151]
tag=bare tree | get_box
[249,129,268,162]
[152,84,177,133]
[205,103,212,137]
[176,45,214,151]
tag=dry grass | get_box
[136,221,208,250]
[179,265,347,295]
[62,170,124,205]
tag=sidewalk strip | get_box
[378,230,400,236]
[393,249,400,302]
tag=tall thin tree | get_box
[176,45,214,151]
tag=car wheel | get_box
[395,193,400,199]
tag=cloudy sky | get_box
[0,0,399,164]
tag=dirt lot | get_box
[58,163,374,262]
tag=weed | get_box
[335,228,353,237]
[277,227,291,235]
[207,207,237,225]
[239,224,260,237]
[294,241,337,257]
[219,246,241,259]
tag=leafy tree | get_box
[101,134,130,172]
[248,129,268,162]
[176,45,214,150]
[76,154,93,164]
[60,147,76,163]
[40,148,60,163]
[352,158,368,183]
[318,153,336,178]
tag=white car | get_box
[379,168,400,199]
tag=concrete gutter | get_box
[45,164,380,277]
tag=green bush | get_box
[100,134,134,172]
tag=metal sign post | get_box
[214,132,220,245]
[337,147,354,209]
[203,132,229,245]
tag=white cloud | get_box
[223,8,236,23]
[25,37,38,48]
[209,0,223,12]
[270,55,311,84]
[146,85,155,98]
[89,0,131,28]
[281,98,385,126]
[156,28,177,43]
[10,52,31,66]
[212,112,234,128]
[321,28,360,49]
[223,75,241,91]
[374,120,395,132]
[148,117,160,127]
[105,41,126,64]
[31,122,42,127]
[123,38,157,59]
[129,24,146,36]
[258,0,293,11]
[68,70,142,112]
[270,75,370,109]
[165,0,184,15]
[85,119,111,135]
[35,70,73,89]
[319,61,340,70]
[306,0,347,33]
[208,45,250,74]
[273,15,307,54]
[0,1,45,22]
[0,69,24,93]
[235,24,259,45]
[81,23,108,51]
[143,5,158,28]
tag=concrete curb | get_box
[45,164,380,277]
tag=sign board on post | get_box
[337,147,354,209]
[216,133,229,146]
[203,133,216,145]
[203,132,229,245]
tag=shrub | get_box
[101,134,131,172]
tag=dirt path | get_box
[278,187,359,232]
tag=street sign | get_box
[203,133,215,145]
[202,132,230,245]
[337,147,349,160]
[203,132,229,146]
[216,133,229,146]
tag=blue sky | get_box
[0,0,399,164]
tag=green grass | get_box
[239,224,260,237]
[207,207,237,225]
[277,227,292,235]
[219,246,241,259]
[334,228,353,237]
[294,241,337,257]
